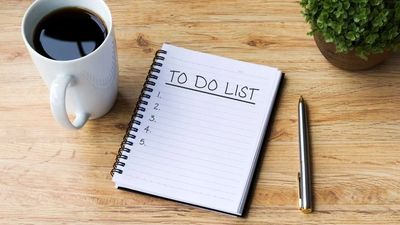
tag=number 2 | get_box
[154,103,160,110]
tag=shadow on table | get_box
[79,87,139,175]
[241,75,286,218]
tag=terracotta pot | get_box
[313,33,391,71]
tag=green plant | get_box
[300,0,400,59]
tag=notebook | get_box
[111,44,283,216]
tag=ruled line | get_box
[145,137,245,169]
[156,110,254,137]
[146,138,244,163]
[154,118,250,152]
[154,113,253,139]
[125,167,235,196]
[153,120,251,148]
[131,147,237,174]
[126,154,241,183]
[165,82,256,105]
[156,88,258,117]
[122,173,234,201]
[128,160,239,189]
[137,126,247,157]
[156,99,258,129]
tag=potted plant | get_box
[300,0,400,70]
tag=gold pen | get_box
[298,96,313,213]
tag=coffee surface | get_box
[33,7,108,61]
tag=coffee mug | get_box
[21,0,118,129]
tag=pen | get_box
[298,96,313,213]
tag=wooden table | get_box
[1,0,399,224]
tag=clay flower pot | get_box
[313,33,391,71]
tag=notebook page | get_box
[113,44,282,215]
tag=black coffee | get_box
[33,7,107,61]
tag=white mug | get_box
[21,0,118,129]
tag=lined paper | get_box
[113,44,282,215]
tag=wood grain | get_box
[1,0,399,224]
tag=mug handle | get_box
[50,74,90,129]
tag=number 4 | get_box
[144,126,151,133]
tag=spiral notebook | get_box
[111,44,283,216]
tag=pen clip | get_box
[297,172,302,209]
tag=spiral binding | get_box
[111,49,167,176]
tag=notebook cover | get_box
[116,72,285,216]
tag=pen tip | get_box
[299,96,304,103]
